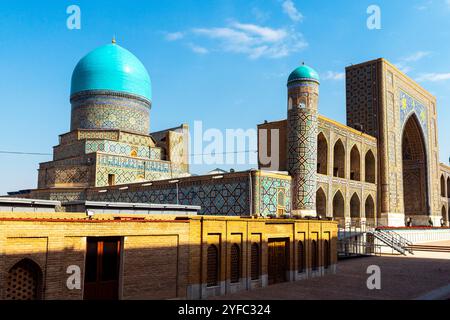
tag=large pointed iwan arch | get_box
[401,114,429,217]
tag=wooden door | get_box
[268,239,289,285]
[84,237,121,300]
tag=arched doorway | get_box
[447,177,450,198]
[333,140,345,178]
[316,187,327,218]
[350,146,361,181]
[365,150,376,183]
[5,259,43,300]
[365,195,375,225]
[333,190,345,225]
[441,175,446,198]
[317,133,328,175]
[402,115,429,218]
[350,193,361,219]
[442,206,447,224]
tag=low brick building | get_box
[0,212,337,300]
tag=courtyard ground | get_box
[210,241,450,300]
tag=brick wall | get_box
[0,212,337,300]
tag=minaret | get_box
[287,63,320,218]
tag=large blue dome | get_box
[288,64,320,84]
[71,43,152,101]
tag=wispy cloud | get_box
[189,44,209,55]
[402,51,432,62]
[165,32,184,41]
[251,7,271,23]
[282,0,303,22]
[416,72,450,82]
[414,0,433,10]
[167,21,307,59]
[394,51,432,73]
[323,71,345,81]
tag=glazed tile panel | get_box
[95,154,185,186]
[71,92,151,135]
[89,177,250,216]
[85,140,162,160]
[399,90,428,141]
[257,175,291,217]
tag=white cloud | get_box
[402,51,432,62]
[282,0,303,22]
[165,32,184,41]
[323,71,345,81]
[394,51,432,73]
[190,22,307,59]
[416,73,450,82]
[189,44,209,55]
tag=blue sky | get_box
[0,0,449,194]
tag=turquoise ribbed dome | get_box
[71,43,152,101]
[288,64,320,84]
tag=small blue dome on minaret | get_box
[288,63,320,85]
[71,41,152,101]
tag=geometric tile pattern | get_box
[288,105,318,212]
[71,91,151,135]
[399,90,428,142]
[258,175,291,216]
[88,177,250,216]
[86,140,162,160]
[95,154,174,186]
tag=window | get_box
[230,244,241,283]
[250,243,260,280]
[5,259,42,300]
[298,241,305,273]
[108,174,116,186]
[207,245,219,287]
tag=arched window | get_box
[333,139,345,178]
[441,175,446,198]
[207,245,219,287]
[277,189,286,216]
[250,243,260,280]
[365,150,376,183]
[333,191,345,218]
[311,240,319,271]
[324,240,331,269]
[316,188,327,218]
[230,244,241,283]
[350,146,361,181]
[317,133,328,175]
[5,259,43,300]
[288,97,293,110]
[350,193,361,218]
[298,241,305,273]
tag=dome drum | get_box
[70,90,151,135]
